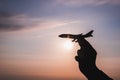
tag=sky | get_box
[0,0,120,80]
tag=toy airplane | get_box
[59,30,94,42]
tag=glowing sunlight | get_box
[63,40,73,50]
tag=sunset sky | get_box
[0,0,120,80]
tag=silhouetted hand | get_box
[75,37,113,80]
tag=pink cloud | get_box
[56,0,120,6]
[0,12,80,32]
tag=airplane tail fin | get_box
[83,30,94,38]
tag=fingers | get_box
[75,56,80,62]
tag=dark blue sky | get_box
[0,0,120,31]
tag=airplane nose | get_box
[59,34,68,38]
[58,34,62,37]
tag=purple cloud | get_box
[56,0,120,6]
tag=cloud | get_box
[0,12,57,32]
[0,12,33,31]
[0,12,78,32]
[56,0,120,6]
